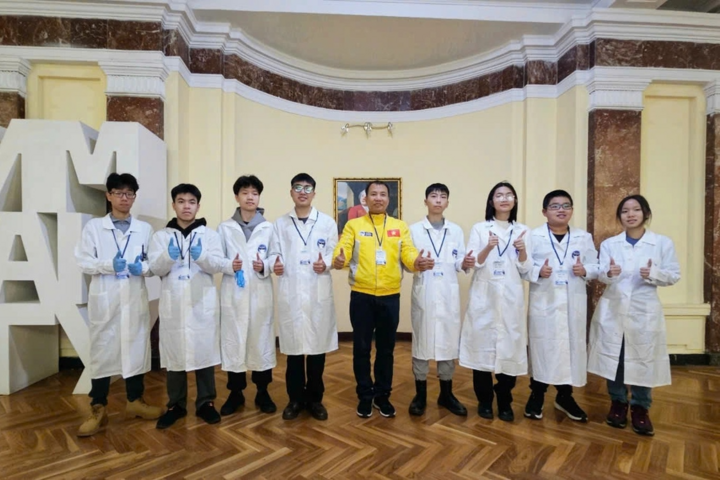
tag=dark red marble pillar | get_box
[0,91,25,128]
[705,113,720,363]
[106,96,163,139]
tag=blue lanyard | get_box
[291,212,318,247]
[370,214,387,248]
[426,228,447,258]
[111,230,132,259]
[173,232,196,261]
[548,224,570,266]
[496,228,513,257]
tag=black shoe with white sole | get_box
[373,397,396,418]
[554,395,587,422]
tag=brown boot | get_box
[77,404,108,437]
[126,397,165,420]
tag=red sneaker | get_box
[631,405,655,436]
[605,400,628,428]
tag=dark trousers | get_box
[89,374,144,406]
[167,366,216,411]
[530,378,573,397]
[286,354,326,403]
[350,291,400,401]
[227,369,273,392]
[473,370,517,407]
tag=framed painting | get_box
[333,178,402,234]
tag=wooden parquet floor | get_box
[1,342,719,479]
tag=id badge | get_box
[555,268,569,286]
[299,248,311,266]
[433,259,443,277]
[178,265,191,281]
[492,260,506,277]
[115,270,129,280]
[376,249,387,266]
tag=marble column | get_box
[0,57,29,128]
[586,79,649,313]
[704,82,720,363]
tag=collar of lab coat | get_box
[484,220,515,239]
[289,206,318,223]
[536,223,575,246]
[101,213,143,233]
[221,217,272,234]
[608,229,657,247]
[422,216,448,231]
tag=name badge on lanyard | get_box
[175,231,195,280]
[492,260,506,277]
[299,247,312,266]
[548,224,570,287]
[555,268,568,286]
[292,215,317,266]
[178,265,191,281]
[376,249,387,265]
[112,230,131,279]
[427,227,447,277]
[372,215,388,266]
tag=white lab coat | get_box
[588,230,680,388]
[527,225,599,386]
[409,218,465,361]
[269,207,338,356]
[148,225,225,372]
[217,219,276,372]
[75,214,154,379]
[459,220,533,375]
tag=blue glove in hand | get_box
[190,238,202,261]
[235,269,245,288]
[168,238,180,260]
[113,251,127,273]
[128,255,143,276]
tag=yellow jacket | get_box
[334,213,419,296]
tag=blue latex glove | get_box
[113,251,127,273]
[128,255,143,276]
[235,269,245,288]
[190,238,202,261]
[168,238,180,260]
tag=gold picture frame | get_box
[333,178,402,234]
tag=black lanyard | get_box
[173,232,196,261]
[496,228,513,257]
[111,230,132,259]
[370,214,387,248]
[548,224,570,266]
[291,212,318,247]
[426,228,447,258]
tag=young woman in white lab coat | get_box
[588,194,680,436]
[459,181,533,422]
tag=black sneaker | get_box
[196,402,221,424]
[357,399,373,418]
[498,405,514,422]
[156,405,187,429]
[282,401,304,420]
[373,397,396,418]
[478,403,493,419]
[255,390,277,414]
[308,402,328,421]
[220,390,245,416]
[524,392,544,420]
[554,395,587,422]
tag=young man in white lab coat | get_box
[217,175,277,416]
[525,190,599,422]
[269,173,338,421]
[74,173,164,437]
[149,184,227,429]
[408,183,468,417]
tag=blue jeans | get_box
[606,340,652,409]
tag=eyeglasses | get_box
[110,191,136,199]
[292,184,314,194]
[547,203,573,211]
[494,193,515,201]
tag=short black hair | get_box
[616,194,652,225]
[106,173,139,193]
[291,173,316,189]
[171,183,202,203]
[485,181,519,222]
[233,175,264,196]
[365,180,390,196]
[542,189,573,210]
[425,183,449,198]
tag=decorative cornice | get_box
[586,73,651,111]
[0,57,30,97]
[100,59,169,99]
[706,81,720,115]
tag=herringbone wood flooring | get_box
[1,342,719,479]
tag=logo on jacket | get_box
[388,229,400,237]
[317,239,326,248]
[452,249,458,258]
[360,231,373,237]
[258,244,267,254]
[572,250,580,258]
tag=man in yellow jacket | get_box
[333,180,434,418]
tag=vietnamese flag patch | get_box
[387,229,400,237]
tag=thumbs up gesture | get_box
[485,232,499,250]
[168,238,180,260]
[572,255,586,277]
[274,255,285,276]
[313,253,327,274]
[414,249,433,271]
[333,248,346,270]
[539,258,553,278]
[513,230,527,252]
[232,253,243,272]
[113,251,127,273]
[128,255,143,276]
[190,238,202,261]
[462,250,476,270]
[253,252,264,272]
[640,258,652,279]
[608,257,622,278]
